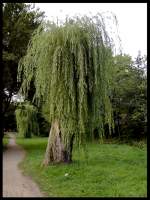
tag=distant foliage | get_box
[2,3,45,137]
[111,54,147,140]
[15,102,39,138]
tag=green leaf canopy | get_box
[18,14,114,144]
[15,101,39,138]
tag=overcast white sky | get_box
[34,3,147,60]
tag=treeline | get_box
[111,53,147,141]
[2,3,147,142]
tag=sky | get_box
[33,3,147,60]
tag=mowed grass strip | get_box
[16,137,147,197]
[3,133,9,150]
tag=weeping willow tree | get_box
[15,101,39,138]
[18,14,115,165]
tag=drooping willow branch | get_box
[18,13,115,144]
[15,101,39,138]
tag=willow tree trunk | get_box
[43,120,75,166]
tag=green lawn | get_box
[3,134,9,150]
[16,137,147,197]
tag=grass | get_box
[3,133,9,150]
[16,137,147,197]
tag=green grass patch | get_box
[3,134,9,150]
[16,137,147,197]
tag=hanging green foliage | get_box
[15,101,39,138]
[18,14,114,144]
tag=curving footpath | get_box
[3,133,44,197]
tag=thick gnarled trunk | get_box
[43,120,74,166]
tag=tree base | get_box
[43,120,74,166]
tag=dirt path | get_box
[3,133,44,197]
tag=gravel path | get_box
[3,134,44,197]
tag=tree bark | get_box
[43,119,75,166]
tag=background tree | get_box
[111,54,147,141]
[3,102,17,132]
[18,14,115,165]
[15,101,39,138]
[1,3,45,136]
